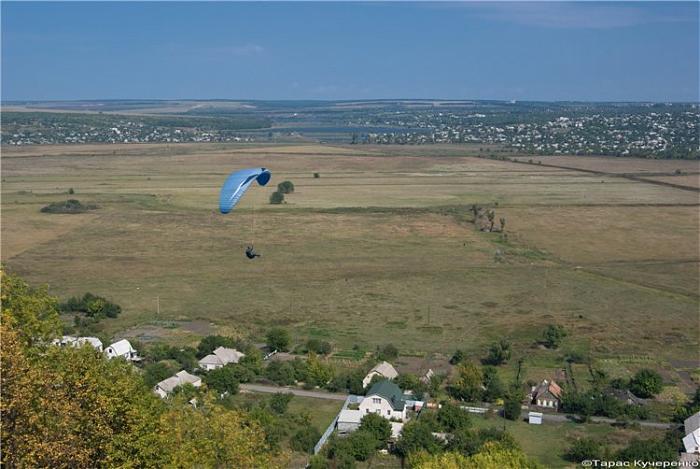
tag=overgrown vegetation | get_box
[40,199,97,214]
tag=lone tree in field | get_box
[542,325,567,349]
[269,191,284,204]
[485,339,512,365]
[277,181,295,194]
[313,172,320,179]
[499,217,506,232]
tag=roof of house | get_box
[107,339,134,355]
[77,337,103,348]
[156,370,202,394]
[199,354,222,366]
[213,346,245,364]
[533,379,562,400]
[198,347,245,368]
[686,411,700,435]
[338,409,363,424]
[366,379,405,411]
[368,361,399,379]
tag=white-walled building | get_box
[105,339,139,361]
[683,411,700,454]
[53,335,103,352]
[359,380,407,421]
[154,370,202,399]
[362,361,399,388]
[198,346,245,371]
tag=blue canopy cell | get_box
[219,168,271,214]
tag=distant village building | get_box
[198,347,245,371]
[154,370,202,399]
[105,339,139,361]
[530,379,562,410]
[362,361,399,388]
[52,335,103,352]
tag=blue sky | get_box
[2,2,698,102]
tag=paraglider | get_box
[219,168,271,259]
[245,246,261,259]
[219,167,271,214]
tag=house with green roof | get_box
[358,379,407,421]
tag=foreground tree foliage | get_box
[157,399,286,468]
[408,442,542,469]
[1,271,62,346]
[1,325,164,468]
[1,270,286,468]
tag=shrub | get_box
[41,199,96,214]
[450,349,465,365]
[503,387,524,421]
[143,362,177,388]
[346,430,378,461]
[264,361,296,386]
[268,392,293,414]
[358,413,392,448]
[437,402,471,432]
[290,425,321,454]
[269,191,284,204]
[306,338,332,355]
[566,438,604,462]
[266,327,290,351]
[277,181,295,194]
[448,362,483,402]
[376,344,398,361]
[485,339,511,365]
[313,172,320,178]
[203,365,240,395]
[542,324,567,349]
[629,369,663,398]
[196,335,237,358]
[394,420,443,457]
[59,292,121,319]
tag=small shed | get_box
[528,411,543,425]
[336,409,362,434]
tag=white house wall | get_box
[358,394,406,421]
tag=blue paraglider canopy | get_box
[219,168,271,214]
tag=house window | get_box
[365,409,369,413]
[372,398,381,404]
[387,410,390,416]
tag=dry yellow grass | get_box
[1,144,697,362]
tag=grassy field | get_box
[2,143,698,383]
[469,414,666,468]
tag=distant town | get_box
[3,100,698,159]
